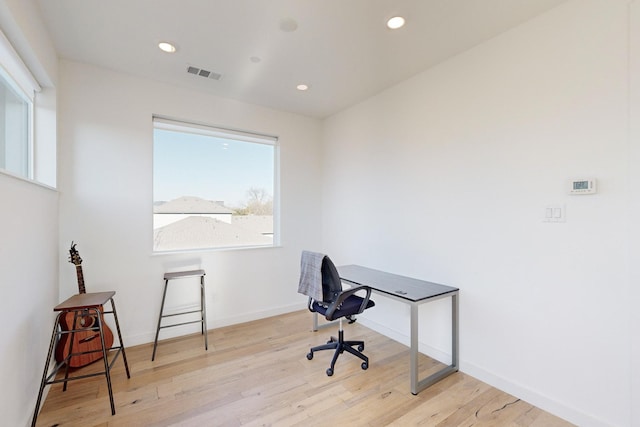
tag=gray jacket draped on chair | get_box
[297,250,325,301]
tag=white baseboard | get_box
[462,361,610,427]
[356,316,452,365]
[210,302,304,329]
[124,302,304,347]
[357,316,607,427]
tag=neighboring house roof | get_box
[154,216,271,250]
[232,215,274,235]
[154,196,235,214]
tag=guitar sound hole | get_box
[79,314,97,328]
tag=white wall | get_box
[0,177,58,427]
[57,60,322,347]
[0,1,59,426]
[628,2,640,426]
[322,1,633,426]
[0,0,58,87]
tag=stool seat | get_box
[152,269,208,361]
[54,291,115,311]
[164,269,205,280]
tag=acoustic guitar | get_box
[55,242,115,368]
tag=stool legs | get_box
[109,298,130,377]
[99,298,130,414]
[94,307,116,415]
[32,298,129,426]
[61,311,79,391]
[152,271,208,360]
[151,279,170,361]
[32,312,64,427]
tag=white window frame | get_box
[0,29,40,181]
[152,116,280,252]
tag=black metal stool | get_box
[152,269,208,361]
[32,291,130,426]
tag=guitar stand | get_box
[31,291,130,427]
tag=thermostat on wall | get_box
[568,178,597,195]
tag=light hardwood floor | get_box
[34,310,573,427]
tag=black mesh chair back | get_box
[321,256,342,304]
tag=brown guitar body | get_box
[55,306,115,367]
[55,242,115,368]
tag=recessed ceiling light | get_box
[386,16,406,30]
[296,84,309,91]
[158,42,177,53]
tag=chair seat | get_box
[312,295,375,321]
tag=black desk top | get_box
[337,265,458,302]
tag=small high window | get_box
[0,65,32,178]
[152,117,279,252]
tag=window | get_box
[153,117,279,252]
[0,71,31,177]
[0,30,36,180]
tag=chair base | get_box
[306,328,369,376]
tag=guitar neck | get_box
[75,265,86,294]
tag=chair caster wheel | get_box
[326,368,333,376]
[361,362,368,370]
[358,344,364,351]
[306,352,313,360]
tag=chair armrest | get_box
[325,285,372,320]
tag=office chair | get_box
[303,253,375,376]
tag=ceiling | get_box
[36,0,567,118]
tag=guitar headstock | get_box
[69,241,83,266]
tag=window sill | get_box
[151,244,283,256]
[0,169,57,192]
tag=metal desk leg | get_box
[312,311,340,332]
[312,311,318,331]
[410,303,419,394]
[410,293,459,395]
[452,293,459,371]
[410,291,460,395]
[201,275,208,350]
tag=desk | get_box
[315,265,459,395]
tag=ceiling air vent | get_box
[187,65,222,81]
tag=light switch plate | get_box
[543,205,566,223]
